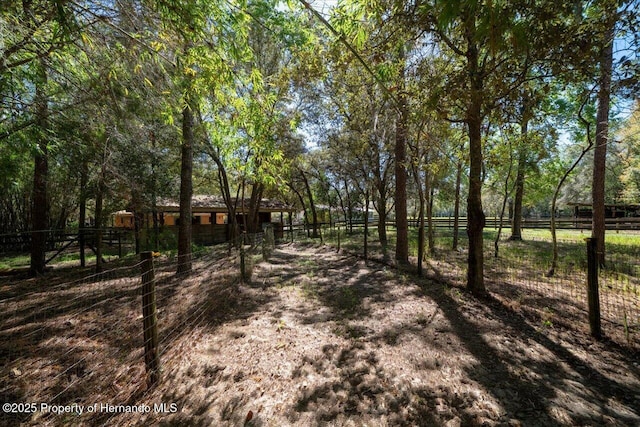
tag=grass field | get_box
[319,225,640,271]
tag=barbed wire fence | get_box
[0,229,276,427]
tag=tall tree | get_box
[178,90,195,273]
[592,8,616,267]
[417,0,579,294]
[30,59,49,275]
[394,44,409,265]
[2,0,77,275]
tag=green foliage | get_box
[617,102,640,204]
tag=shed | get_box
[113,195,295,244]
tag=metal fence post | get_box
[586,238,602,339]
[140,252,160,386]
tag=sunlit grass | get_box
[0,247,130,269]
[0,254,30,270]
[321,224,640,278]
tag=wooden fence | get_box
[0,228,133,257]
[2,216,638,256]
[322,216,640,231]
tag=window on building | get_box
[216,213,228,224]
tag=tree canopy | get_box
[1,0,638,284]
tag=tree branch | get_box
[298,0,403,113]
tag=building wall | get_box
[114,215,134,228]
[113,210,284,243]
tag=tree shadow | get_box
[0,250,270,427]
[287,341,442,426]
[269,244,640,426]
[415,280,640,426]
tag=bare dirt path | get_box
[107,242,639,426]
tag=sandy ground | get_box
[117,243,640,426]
[2,242,639,426]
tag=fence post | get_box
[262,225,274,261]
[118,231,122,258]
[586,238,602,339]
[289,215,294,243]
[240,233,247,282]
[140,252,160,386]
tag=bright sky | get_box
[306,0,338,15]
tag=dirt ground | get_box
[111,242,640,427]
[3,242,640,426]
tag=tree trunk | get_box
[592,16,614,267]
[426,173,435,255]
[510,118,528,241]
[333,185,347,228]
[177,101,194,274]
[364,189,369,260]
[417,178,425,277]
[248,183,264,235]
[394,48,409,265]
[134,208,144,254]
[150,129,159,251]
[30,60,49,276]
[453,156,462,251]
[290,184,308,237]
[377,197,388,250]
[79,162,88,267]
[344,179,353,234]
[495,147,514,258]
[94,181,104,273]
[301,170,319,238]
[209,143,238,247]
[465,29,486,295]
[131,191,144,254]
[510,153,526,241]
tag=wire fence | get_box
[1,221,637,425]
[481,240,639,347]
[316,223,640,350]
[0,230,274,427]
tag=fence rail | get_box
[0,228,133,256]
[320,217,640,230]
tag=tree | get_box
[320,52,396,249]
[417,0,581,294]
[592,6,616,267]
[394,44,409,265]
[153,0,256,272]
[178,88,195,273]
[617,101,640,203]
[1,0,78,275]
[29,59,49,275]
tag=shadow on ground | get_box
[264,243,639,426]
[50,241,640,427]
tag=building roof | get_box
[156,195,295,213]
